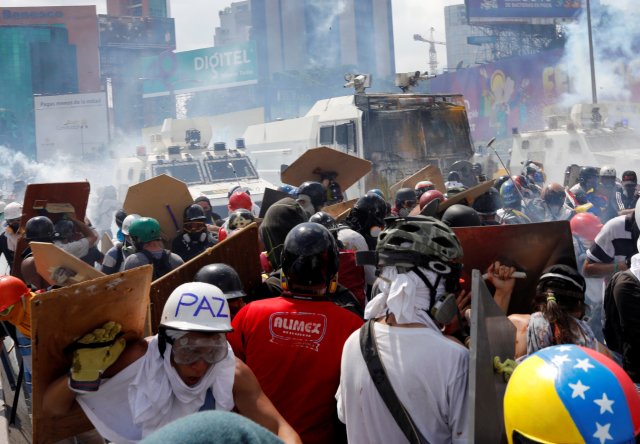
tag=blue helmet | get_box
[500,180,521,208]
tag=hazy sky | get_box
[5,0,463,72]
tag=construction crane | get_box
[413,27,446,75]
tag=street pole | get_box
[586,0,597,104]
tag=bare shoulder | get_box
[233,358,260,395]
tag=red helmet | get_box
[570,212,603,242]
[511,175,527,189]
[0,276,29,312]
[419,190,445,209]
[228,190,252,211]
[415,180,435,192]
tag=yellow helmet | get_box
[504,345,640,443]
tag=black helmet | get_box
[447,171,461,182]
[53,219,75,241]
[115,209,127,228]
[472,188,503,214]
[194,264,246,299]
[578,166,598,186]
[441,204,482,227]
[309,211,339,231]
[345,194,387,233]
[25,216,54,242]
[183,204,206,222]
[297,181,326,211]
[395,188,416,207]
[536,264,586,300]
[281,222,339,293]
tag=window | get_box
[319,126,334,145]
[336,121,356,153]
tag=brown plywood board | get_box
[389,164,446,197]
[13,182,91,279]
[438,179,496,213]
[31,242,105,287]
[323,198,357,219]
[32,265,153,444]
[100,232,114,256]
[280,146,372,190]
[468,269,515,443]
[453,221,577,315]
[123,174,193,245]
[149,224,262,333]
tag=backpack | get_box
[141,249,173,280]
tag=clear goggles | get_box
[170,333,228,366]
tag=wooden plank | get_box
[438,179,496,214]
[31,266,153,444]
[149,224,262,333]
[13,182,91,280]
[388,164,446,198]
[323,198,357,219]
[100,232,114,256]
[280,146,372,190]
[123,174,193,245]
[31,242,105,287]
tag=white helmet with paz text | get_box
[160,282,233,332]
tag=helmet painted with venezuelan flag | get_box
[504,345,640,443]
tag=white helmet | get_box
[4,202,22,221]
[600,165,616,178]
[160,282,232,332]
[121,213,141,235]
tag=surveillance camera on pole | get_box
[344,73,371,94]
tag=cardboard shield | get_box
[31,242,105,287]
[258,188,291,218]
[100,232,114,256]
[123,174,193,245]
[323,198,357,219]
[453,221,577,314]
[13,182,91,279]
[449,159,479,188]
[438,179,496,214]
[149,224,262,333]
[468,269,516,443]
[388,164,446,198]
[563,164,582,188]
[32,266,153,444]
[280,146,372,190]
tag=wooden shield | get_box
[438,179,496,214]
[453,221,577,315]
[258,188,291,218]
[149,224,262,333]
[280,146,372,190]
[388,164,446,197]
[323,198,357,219]
[123,174,193,245]
[12,182,91,279]
[32,266,153,444]
[31,242,105,286]
[468,269,515,443]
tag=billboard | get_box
[34,92,109,162]
[142,41,258,98]
[465,0,582,24]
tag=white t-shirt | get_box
[336,323,469,444]
[55,237,90,259]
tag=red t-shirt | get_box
[228,296,364,444]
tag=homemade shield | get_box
[438,179,496,214]
[258,188,291,218]
[149,223,262,333]
[13,182,91,279]
[388,164,446,197]
[468,269,516,443]
[100,232,114,256]
[280,146,372,191]
[123,174,193,245]
[323,198,357,219]
[31,242,105,287]
[453,221,577,314]
[31,265,153,444]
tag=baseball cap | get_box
[622,171,637,186]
